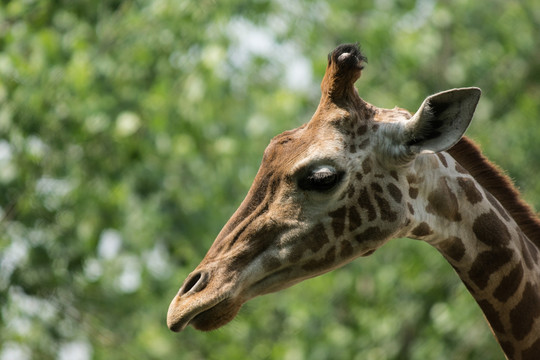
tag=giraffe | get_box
[167,44,540,359]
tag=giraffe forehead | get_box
[261,103,408,171]
[262,124,351,174]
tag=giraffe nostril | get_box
[179,271,208,296]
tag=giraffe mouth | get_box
[189,297,243,331]
[167,290,244,332]
[167,267,296,332]
[166,267,255,332]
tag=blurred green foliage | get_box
[1,0,538,359]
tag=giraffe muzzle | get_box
[167,268,244,332]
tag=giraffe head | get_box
[167,44,480,332]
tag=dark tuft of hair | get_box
[328,43,367,70]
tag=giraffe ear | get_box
[405,87,481,154]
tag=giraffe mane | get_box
[448,136,540,248]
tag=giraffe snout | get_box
[167,267,243,332]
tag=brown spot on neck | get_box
[468,247,513,290]
[522,339,540,360]
[426,177,462,222]
[477,299,506,334]
[493,263,523,303]
[457,176,483,204]
[361,158,372,174]
[499,341,515,360]
[509,282,540,340]
[411,222,432,237]
[374,194,398,222]
[387,183,402,203]
[436,153,448,167]
[437,236,465,262]
[472,209,511,247]
[409,187,419,199]
[370,182,383,193]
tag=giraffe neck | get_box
[405,151,540,360]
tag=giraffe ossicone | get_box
[167,44,540,360]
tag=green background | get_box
[1,0,539,359]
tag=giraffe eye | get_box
[298,165,344,192]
